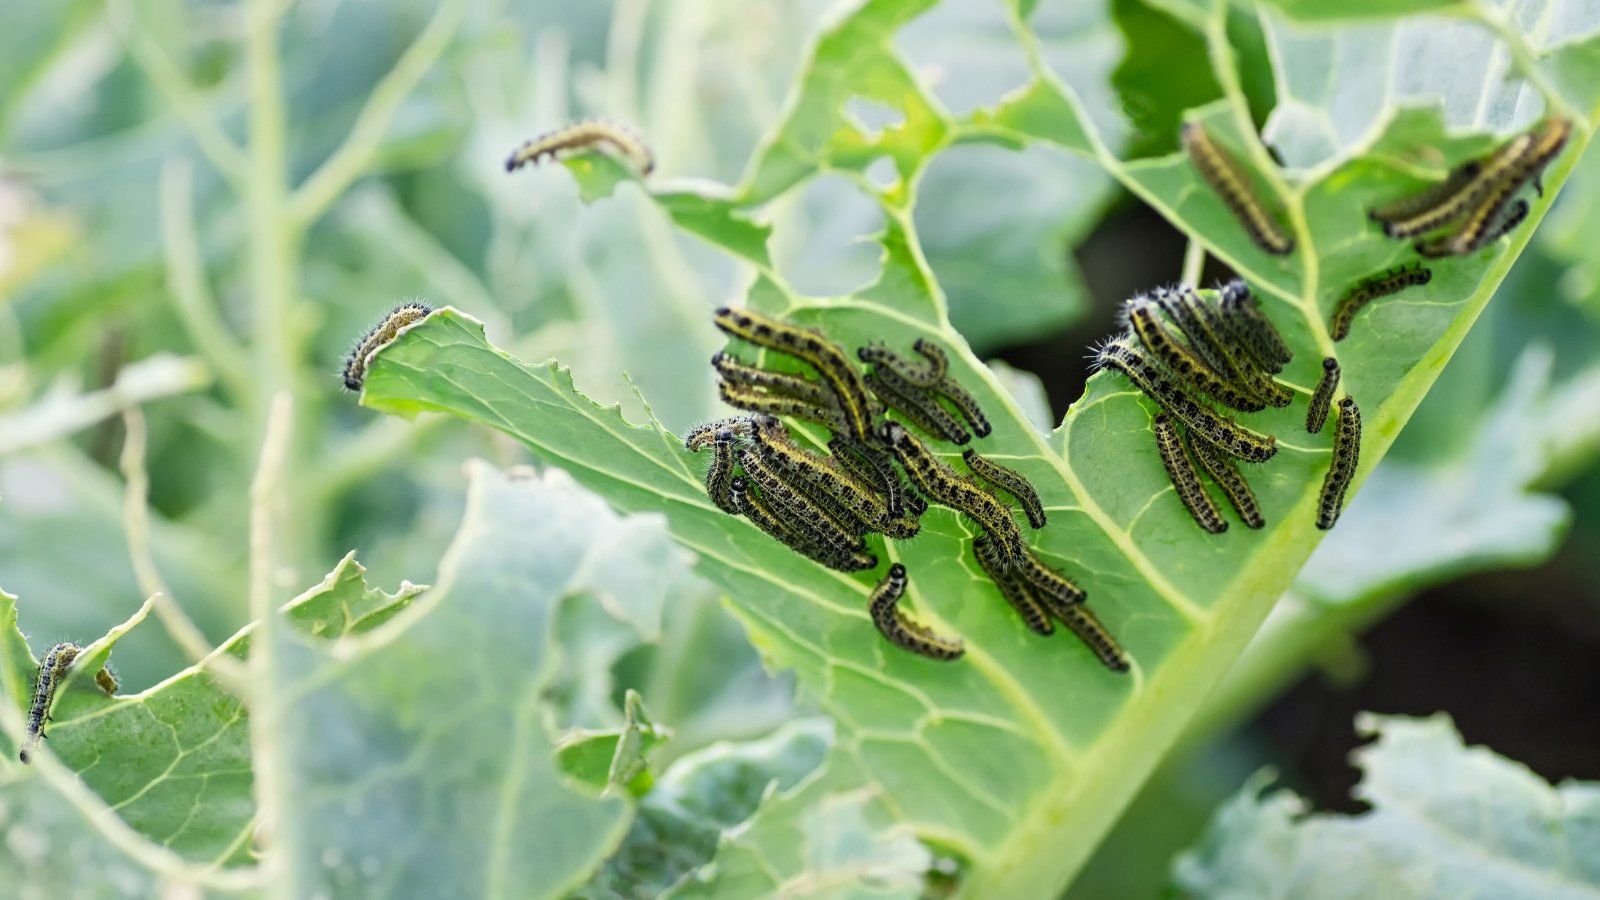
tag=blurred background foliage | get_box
[1,0,1597,894]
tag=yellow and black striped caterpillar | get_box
[1181,122,1295,256]
[505,120,655,175]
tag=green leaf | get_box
[1172,713,1600,897]
[358,0,1600,896]
[556,689,672,796]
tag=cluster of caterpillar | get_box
[686,308,1126,671]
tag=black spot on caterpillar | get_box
[962,449,1047,529]
[878,421,1026,566]
[705,430,741,515]
[972,535,1054,635]
[343,302,433,391]
[1369,160,1482,226]
[1379,118,1570,240]
[730,476,877,572]
[1156,286,1293,408]
[1316,396,1362,530]
[712,352,833,407]
[865,366,971,445]
[1305,357,1340,433]
[717,380,848,433]
[1217,279,1292,373]
[1124,295,1267,413]
[1094,336,1278,463]
[1329,265,1431,342]
[21,642,81,764]
[1181,122,1294,256]
[933,372,992,440]
[1152,414,1227,534]
[750,415,891,535]
[713,308,879,442]
[869,564,964,661]
[738,449,871,559]
[505,120,655,175]
[685,416,753,452]
[1189,434,1265,529]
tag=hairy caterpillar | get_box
[878,421,1026,565]
[342,302,433,391]
[1017,551,1087,608]
[1305,357,1340,433]
[1369,160,1482,225]
[865,367,971,444]
[869,564,965,661]
[858,343,942,388]
[717,379,847,433]
[685,416,753,452]
[1217,279,1292,373]
[1125,295,1267,413]
[830,437,926,521]
[1316,396,1362,530]
[505,120,655,175]
[1189,435,1265,529]
[713,308,879,442]
[1094,336,1278,463]
[20,642,81,764]
[1052,602,1131,673]
[750,416,892,534]
[1155,286,1293,408]
[95,667,119,696]
[712,352,834,406]
[972,535,1054,635]
[1181,122,1294,256]
[704,430,741,515]
[962,449,1047,529]
[730,476,877,571]
[1329,265,1431,341]
[858,340,990,438]
[1152,415,1227,534]
[738,449,871,559]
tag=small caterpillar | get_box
[962,449,1047,529]
[1329,265,1431,341]
[1418,191,1531,258]
[859,340,989,438]
[1017,550,1087,608]
[1217,279,1292,373]
[1369,160,1482,225]
[912,339,950,382]
[934,375,992,439]
[868,564,964,661]
[1379,118,1568,241]
[1156,286,1293,408]
[342,302,433,391]
[1051,602,1130,673]
[1377,135,1534,238]
[713,308,879,442]
[21,642,81,764]
[505,120,655,175]
[95,667,119,696]
[1189,435,1265,529]
[1305,357,1340,433]
[865,367,971,444]
[705,430,741,515]
[750,415,890,533]
[972,535,1054,635]
[878,421,1026,566]
[1181,122,1294,256]
[1094,336,1278,463]
[712,352,834,406]
[1316,396,1361,530]
[730,476,877,571]
[1125,296,1267,413]
[717,380,847,433]
[1152,415,1227,534]
[830,437,926,522]
[738,449,871,559]
[685,416,753,452]
[859,343,942,388]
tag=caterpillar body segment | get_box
[869,564,965,661]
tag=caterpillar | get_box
[730,476,877,571]
[934,376,992,439]
[95,667,119,696]
[1094,336,1278,463]
[717,380,847,433]
[1189,435,1265,529]
[1124,295,1267,413]
[738,449,871,559]
[342,302,433,391]
[1152,414,1227,534]
[912,339,951,382]
[962,449,1047,528]
[750,416,897,535]
[1181,122,1295,256]
[972,535,1054,635]
[865,367,971,444]
[869,564,965,661]
[1316,396,1362,530]
[1217,279,1292,373]
[1052,602,1131,673]
[1156,286,1293,408]
[1305,357,1340,433]
[505,120,655,175]
[705,430,741,515]
[1418,189,1531,258]
[712,352,834,406]
[830,437,926,521]
[1329,265,1431,341]
[1378,118,1569,241]
[1017,550,1087,608]
[859,343,942,388]
[685,416,753,452]
[878,421,1026,566]
[1369,160,1483,225]
[713,308,879,442]
[858,340,989,438]
[20,642,81,764]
